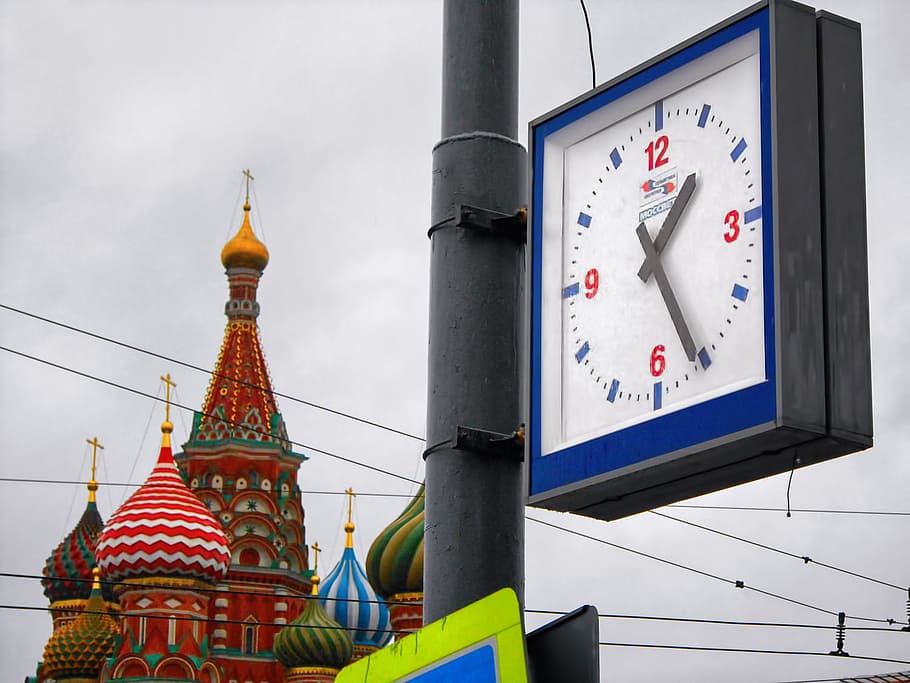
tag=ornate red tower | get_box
[175,174,312,681]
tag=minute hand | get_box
[637,172,697,281]
[636,222,698,362]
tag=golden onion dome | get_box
[221,202,269,271]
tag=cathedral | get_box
[29,184,426,683]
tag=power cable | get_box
[17,572,905,634]
[596,641,910,667]
[669,504,910,517]
[0,344,421,486]
[8,600,910,664]
[0,478,418,499]
[649,510,906,592]
[527,515,900,626]
[579,0,596,88]
[6,474,905,518]
[0,303,424,442]
[0,603,398,636]
[525,609,903,634]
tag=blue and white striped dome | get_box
[320,544,393,651]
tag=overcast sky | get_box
[1,1,908,681]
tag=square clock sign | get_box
[528,0,872,521]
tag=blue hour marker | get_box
[578,211,592,228]
[744,205,762,223]
[655,100,664,131]
[653,382,662,410]
[575,341,590,363]
[563,282,580,298]
[698,347,712,370]
[610,147,622,169]
[697,104,711,128]
[731,138,748,162]
[607,379,620,403]
[732,284,749,302]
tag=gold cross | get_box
[86,436,104,503]
[345,487,356,525]
[311,542,321,574]
[242,168,254,204]
[160,373,176,423]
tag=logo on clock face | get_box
[639,168,679,222]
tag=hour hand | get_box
[636,222,697,362]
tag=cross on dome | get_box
[85,436,104,503]
[344,487,357,548]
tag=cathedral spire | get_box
[191,175,287,445]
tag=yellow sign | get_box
[336,588,528,683]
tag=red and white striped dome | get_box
[96,424,230,583]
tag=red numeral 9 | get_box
[584,268,599,299]
[646,135,670,171]
[724,209,740,243]
[650,345,666,377]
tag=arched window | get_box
[249,470,259,487]
[242,625,256,654]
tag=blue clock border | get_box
[529,7,777,498]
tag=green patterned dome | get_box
[366,483,424,598]
[41,569,118,679]
[274,584,353,670]
[42,500,114,604]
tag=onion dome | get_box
[95,418,230,583]
[41,568,118,680]
[43,499,113,604]
[366,484,424,599]
[274,569,353,671]
[320,491,393,651]
[221,201,269,272]
[43,437,114,604]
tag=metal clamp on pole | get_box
[423,424,525,462]
[427,204,527,242]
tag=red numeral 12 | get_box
[646,135,670,171]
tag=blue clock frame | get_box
[527,0,872,521]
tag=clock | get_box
[559,39,765,450]
[528,1,872,521]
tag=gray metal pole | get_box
[424,0,527,623]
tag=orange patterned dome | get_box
[41,568,118,680]
[221,202,269,271]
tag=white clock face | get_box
[538,31,767,456]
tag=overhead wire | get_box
[578,0,596,89]
[0,344,421,486]
[4,473,904,517]
[0,478,418,499]
[596,641,910,667]
[0,303,424,442]
[669,504,910,517]
[527,515,901,626]
[649,510,906,592]
[2,315,906,629]
[13,571,906,634]
[4,600,908,666]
